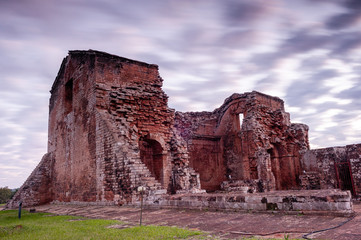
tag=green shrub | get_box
[0,187,12,204]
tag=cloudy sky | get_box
[1,0,361,188]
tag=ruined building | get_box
[7,50,361,210]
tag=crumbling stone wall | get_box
[48,51,98,203]
[174,111,223,191]
[7,153,54,208]
[300,147,342,190]
[6,50,361,209]
[301,144,361,198]
[299,172,321,190]
[347,144,361,197]
[175,92,310,192]
[7,50,201,208]
[92,50,201,201]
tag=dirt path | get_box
[31,203,361,239]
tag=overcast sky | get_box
[1,0,361,188]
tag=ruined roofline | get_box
[251,90,284,104]
[176,91,285,116]
[68,49,159,69]
[311,143,361,151]
[50,50,159,94]
[50,56,68,94]
[213,90,284,115]
[220,91,284,107]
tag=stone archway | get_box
[139,139,164,183]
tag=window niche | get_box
[238,113,244,130]
[64,79,73,114]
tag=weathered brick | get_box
[7,50,361,211]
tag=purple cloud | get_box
[326,0,361,29]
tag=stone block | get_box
[266,196,283,203]
[245,203,267,211]
[245,196,264,204]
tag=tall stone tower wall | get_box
[7,50,202,208]
[48,51,98,203]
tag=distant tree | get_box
[0,187,12,204]
[10,188,19,199]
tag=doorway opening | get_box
[335,160,356,196]
[139,139,163,182]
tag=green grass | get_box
[0,210,202,240]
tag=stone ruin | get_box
[7,50,361,213]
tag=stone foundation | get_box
[145,189,353,216]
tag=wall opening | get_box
[189,139,223,192]
[335,160,356,196]
[139,139,163,183]
[268,147,281,190]
[238,113,244,130]
[269,144,301,190]
[65,79,73,114]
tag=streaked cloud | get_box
[326,0,361,30]
[1,0,361,188]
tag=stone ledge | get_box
[142,189,353,216]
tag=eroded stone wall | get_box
[48,51,98,203]
[7,153,54,208]
[6,50,361,209]
[8,50,202,208]
[175,92,310,192]
[301,144,361,198]
[348,144,361,197]
[92,50,201,201]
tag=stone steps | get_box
[128,157,165,192]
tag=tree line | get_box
[0,187,18,204]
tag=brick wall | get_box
[45,50,201,205]
[301,144,361,197]
[347,144,361,197]
[8,50,360,209]
[6,153,54,208]
[175,91,310,192]
[48,51,98,203]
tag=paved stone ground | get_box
[28,203,361,239]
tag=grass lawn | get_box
[0,209,203,240]
[0,209,303,240]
